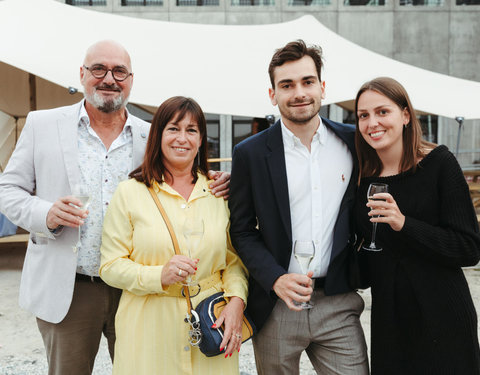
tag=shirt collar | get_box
[280,115,326,149]
[153,173,211,202]
[78,100,132,132]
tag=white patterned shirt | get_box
[282,117,353,278]
[76,102,133,276]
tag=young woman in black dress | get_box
[354,77,480,374]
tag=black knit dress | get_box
[355,145,480,375]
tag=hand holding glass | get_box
[72,184,91,252]
[293,240,315,310]
[182,217,204,286]
[363,183,389,251]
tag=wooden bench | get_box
[0,233,29,243]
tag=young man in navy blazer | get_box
[229,40,368,374]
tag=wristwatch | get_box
[49,225,64,235]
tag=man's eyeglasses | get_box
[83,64,132,82]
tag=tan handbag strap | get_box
[147,186,193,312]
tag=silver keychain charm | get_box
[185,310,202,346]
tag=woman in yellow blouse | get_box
[99,96,248,375]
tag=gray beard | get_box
[85,91,129,114]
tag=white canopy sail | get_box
[1,0,479,119]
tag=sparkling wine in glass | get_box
[182,217,204,286]
[293,240,315,310]
[363,183,389,252]
[72,184,91,253]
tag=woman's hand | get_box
[160,255,198,288]
[367,192,405,232]
[212,296,245,357]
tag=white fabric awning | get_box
[1,0,480,119]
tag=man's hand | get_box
[272,271,314,311]
[207,170,230,200]
[46,196,89,230]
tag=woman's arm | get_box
[99,183,167,295]
[371,151,480,268]
[221,228,249,303]
[211,222,249,355]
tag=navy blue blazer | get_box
[229,118,358,331]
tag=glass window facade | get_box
[233,118,254,147]
[232,117,271,147]
[66,0,106,5]
[400,0,443,5]
[177,0,219,5]
[231,0,275,5]
[207,121,220,171]
[288,0,331,5]
[342,109,356,126]
[344,0,385,5]
[419,115,437,143]
[456,0,480,4]
[121,0,163,5]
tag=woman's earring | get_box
[403,123,409,129]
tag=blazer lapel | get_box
[322,117,356,155]
[265,121,292,243]
[57,103,82,192]
[338,161,358,216]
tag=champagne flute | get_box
[293,240,315,310]
[363,183,389,251]
[72,184,91,252]
[182,217,204,286]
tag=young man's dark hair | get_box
[268,39,324,88]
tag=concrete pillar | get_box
[329,104,344,122]
[219,114,232,172]
[436,116,445,147]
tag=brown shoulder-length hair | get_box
[354,77,435,180]
[268,39,323,89]
[129,96,209,187]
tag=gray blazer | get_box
[0,101,150,323]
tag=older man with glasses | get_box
[0,40,230,375]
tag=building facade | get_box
[61,0,480,169]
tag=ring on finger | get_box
[235,333,242,339]
[178,269,183,277]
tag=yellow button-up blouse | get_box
[100,174,248,375]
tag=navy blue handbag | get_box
[194,292,256,357]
